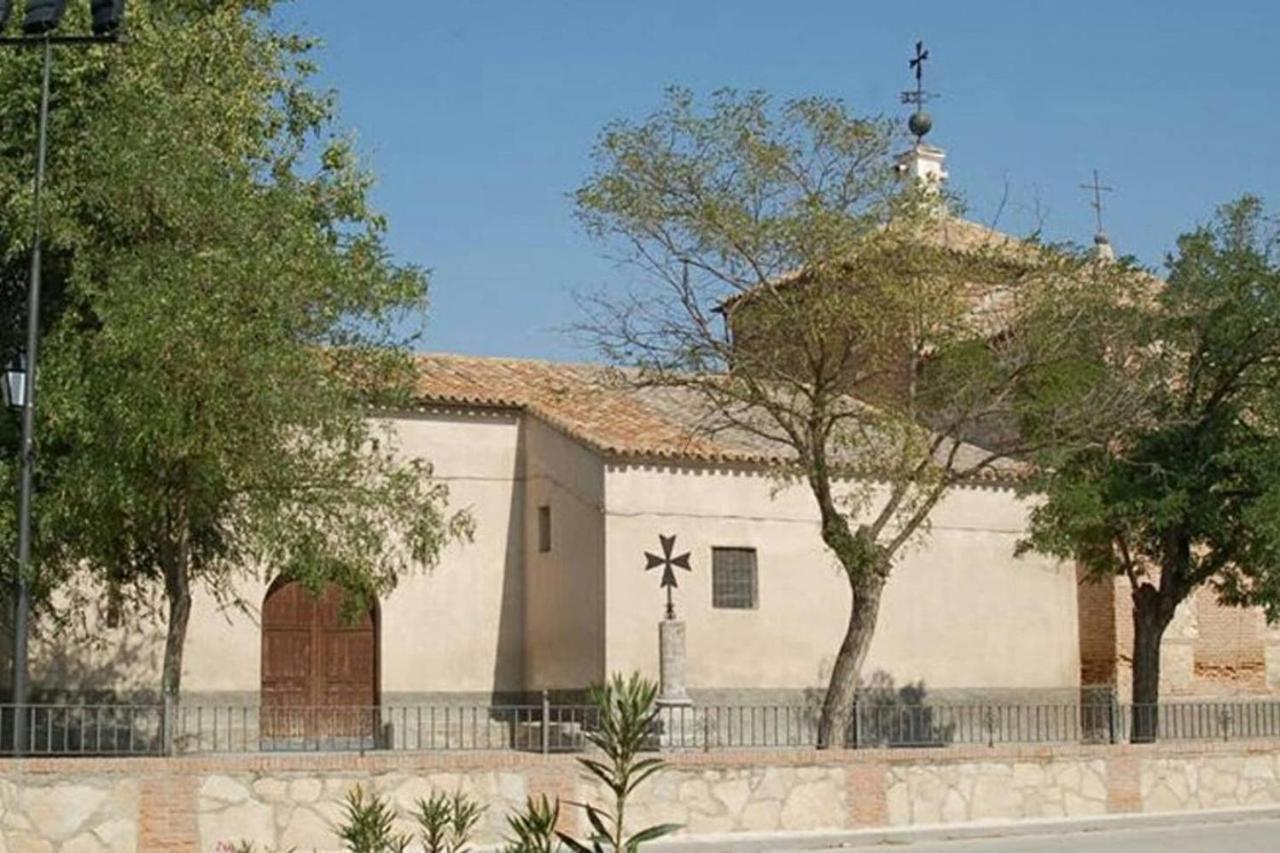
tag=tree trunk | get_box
[161,558,192,707]
[817,572,886,749]
[1130,585,1172,743]
[159,497,193,709]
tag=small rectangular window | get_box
[712,547,758,609]
[538,505,552,553]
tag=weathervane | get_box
[645,534,691,620]
[1079,169,1114,237]
[900,40,938,143]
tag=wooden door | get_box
[261,581,377,741]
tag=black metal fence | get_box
[3,699,1280,757]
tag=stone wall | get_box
[2,741,1280,851]
[0,774,138,852]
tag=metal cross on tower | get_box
[901,40,939,143]
[645,534,692,620]
[909,40,929,92]
[1080,169,1114,236]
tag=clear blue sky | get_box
[274,1,1278,361]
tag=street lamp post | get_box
[1,0,125,755]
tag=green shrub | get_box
[559,673,681,852]
[415,789,485,853]
[503,794,562,853]
[338,786,411,853]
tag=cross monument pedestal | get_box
[657,617,695,747]
[657,617,692,708]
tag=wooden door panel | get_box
[261,581,377,741]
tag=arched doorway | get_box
[261,579,379,741]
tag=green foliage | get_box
[573,87,1148,745]
[558,673,679,853]
[0,1,470,698]
[415,789,485,853]
[217,843,295,853]
[338,786,411,853]
[1022,196,1280,706]
[502,795,562,853]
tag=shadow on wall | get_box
[489,417,525,704]
[0,595,164,704]
[802,670,955,748]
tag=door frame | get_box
[260,577,382,731]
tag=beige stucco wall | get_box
[22,583,167,700]
[376,410,525,699]
[22,407,1079,707]
[181,409,529,701]
[25,408,530,704]
[521,417,606,692]
[602,463,1080,699]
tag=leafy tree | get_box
[574,88,1146,746]
[1022,197,1280,741]
[0,0,470,704]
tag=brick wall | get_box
[1076,570,1280,700]
[1193,587,1267,691]
[1077,569,1118,687]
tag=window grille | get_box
[712,547,758,609]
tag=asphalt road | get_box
[780,817,1280,852]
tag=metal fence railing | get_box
[4,699,1280,757]
[0,704,166,756]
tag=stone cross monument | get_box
[644,534,693,707]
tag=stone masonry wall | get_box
[0,774,138,852]
[1,742,1280,851]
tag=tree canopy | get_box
[576,87,1146,746]
[1022,196,1280,738]
[0,0,470,701]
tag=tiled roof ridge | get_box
[410,352,1023,484]
[413,350,618,372]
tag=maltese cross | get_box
[645,534,691,619]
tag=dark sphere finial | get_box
[908,111,933,141]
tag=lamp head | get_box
[22,0,69,35]
[3,354,27,411]
[91,0,125,36]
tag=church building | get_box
[22,131,1280,726]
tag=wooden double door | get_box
[261,580,378,741]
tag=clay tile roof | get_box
[719,215,1034,314]
[411,354,1022,482]
[413,354,765,463]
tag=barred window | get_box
[712,547,758,609]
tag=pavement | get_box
[772,817,1280,851]
[648,807,1280,852]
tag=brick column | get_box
[1106,752,1141,814]
[139,766,200,852]
[847,760,888,828]
[525,756,583,835]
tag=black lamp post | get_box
[1,0,125,756]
